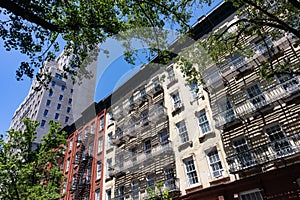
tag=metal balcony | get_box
[214,108,236,127]
[235,77,300,116]
[164,178,180,192]
[111,143,174,175]
[149,106,168,124]
[226,133,300,173]
[148,84,163,97]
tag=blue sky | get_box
[0,0,222,135]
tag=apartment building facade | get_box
[200,6,300,200]
[60,2,300,200]
[61,98,111,200]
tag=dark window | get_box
[49,90,53,97]
[67,107,71,113]
[55,113,59,120]
[57,104,61,110]
[65,116,69,123]
[55,73,62,79]
[46,100,51,106]
[51,81,56,87]
[43,109,48,117]
[61,85,66,91]
[41,120,46,127]
[70,89,73,94]
[59,95,63,101]
[68,98,72,105]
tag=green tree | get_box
[146,181,172,200]
[0,118,67,200]
[0,0,202,83]
[174,0,300,86]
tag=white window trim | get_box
[205,148,224,178]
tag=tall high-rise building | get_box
[9,52,96,143]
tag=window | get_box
[67,107,71,113]
[218,98,236,123]
[129,95,134,109]
[118,185,125,200]
[86,166,91,182]
[164,168,176,190]
[88,143,93,156]
[116,127,123,138]
[96,161,102,179]
[140,88,147,101]
[70,89,74,94]
[107,158,112,174]
[84,127,89,138]
[49,90,53,97]
[84,193,89,200]
[65,116,69,123]
[99,116,104,130]
[46,100,51,106]
[59,95,63,101]
[77,132,82,146]
[55,73,62,79]
[95,189,100,200]
[184,157,199,185]
[55,113,59,120]
[276,74,299,92]
[106,189,112,200]
[144,139,151,156]
[75,152,80,165]
[68,98,72,104]
[131,148,137,162]
[265,124,292,156]
[246,84,266,107]
[146,173,155,191]
[189,82,200,99]
[141,111,149,126]
[62,179,67,194]
[107,132,113,148]
[160,130,169,146]
[51,81,56,87]
[117,154,124,168]
[233,137,256,167]
[98,137,103,153]
[69,139,73,151]
[171,92,181,109]
[61,85,66,91]
[66,158,70,172]
[43,109,48,117]
[240,189,263,200]
[41,120,46,127]
[57,103,61,110]
[91,122,95,134]
[132,180,139,200]
[196,110,211,134]
[176,121,189,144]
[207,148,223,178]
[167,67,175,82]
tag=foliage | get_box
[177,0,300,86]
[146,181,172,200]
[0,0,207,84]
[0,118,67,200]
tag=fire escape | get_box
[110,82,180,200]
[207,32,300,175]
[69,131,95,200]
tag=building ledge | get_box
[185,184,203,194]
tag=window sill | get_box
[185,184,203,194]
[209,176,230,185]
[178,141,193,152]
[199,131,215,143]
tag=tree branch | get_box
[0,0,60,32]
